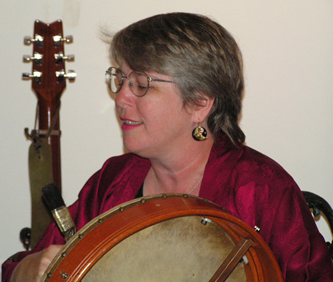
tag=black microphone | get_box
[42,183,76,241]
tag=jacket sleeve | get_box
[1,215,68,282]
[2,154,145,281]
[263,184,333,281]
[1,169,99,282]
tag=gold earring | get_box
[192,121,208,141]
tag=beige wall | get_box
[1,0,332,267]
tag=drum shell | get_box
[41,194,283,282]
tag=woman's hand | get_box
[10,245,62,282]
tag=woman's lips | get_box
[121,119,143,130]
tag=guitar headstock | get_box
[22,20,76,102]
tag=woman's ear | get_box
[191,94,215,123]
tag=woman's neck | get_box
[143,138,214,196]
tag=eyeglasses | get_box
[105,67,174,97]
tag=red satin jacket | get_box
[2,135,333,281]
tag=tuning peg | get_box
[22,71,42,82]
[64,35,73,43]
[54,52,75,63]
[23,53,43,63]
[56,69,76,82]
[24,35,43,46]
[64,70,76,82]
[53,35,73,47]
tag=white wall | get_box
[1,0,332,268]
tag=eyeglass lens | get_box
[106,67,149,97]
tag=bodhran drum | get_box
[41,194,283,282]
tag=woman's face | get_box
[115,63,195,159]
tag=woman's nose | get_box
[115,79,133,107]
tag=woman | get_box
[3,12,333,281]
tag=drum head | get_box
[41,194,283,281]
[84,216,246,281]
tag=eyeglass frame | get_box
[105,67,175,97]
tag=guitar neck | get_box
[24,19,76,192]
[38,99,62,190]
